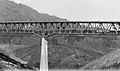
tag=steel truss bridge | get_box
[0,21,120,37]
[0,21,120,70]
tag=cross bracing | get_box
[0,21,119,37]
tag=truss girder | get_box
[0,22,120,37]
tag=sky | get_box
[10,0,120,21]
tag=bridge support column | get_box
[40,38,48,71]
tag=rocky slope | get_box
[47,35,120,69]
[81,47,120,70]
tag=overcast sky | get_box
[11,0,120,21]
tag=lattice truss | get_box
[0,22,120,37]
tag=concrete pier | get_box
[40,38,48,71]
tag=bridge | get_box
[0,21,120,71]
[0,21,120,37]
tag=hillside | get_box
[81,47,120,70]
[0,0,120,70]
[0,0,67,21]
[47,35,120,69]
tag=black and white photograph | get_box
[0,0,120,71]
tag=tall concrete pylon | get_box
[40,38,48,71]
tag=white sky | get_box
[10,0,120,21]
